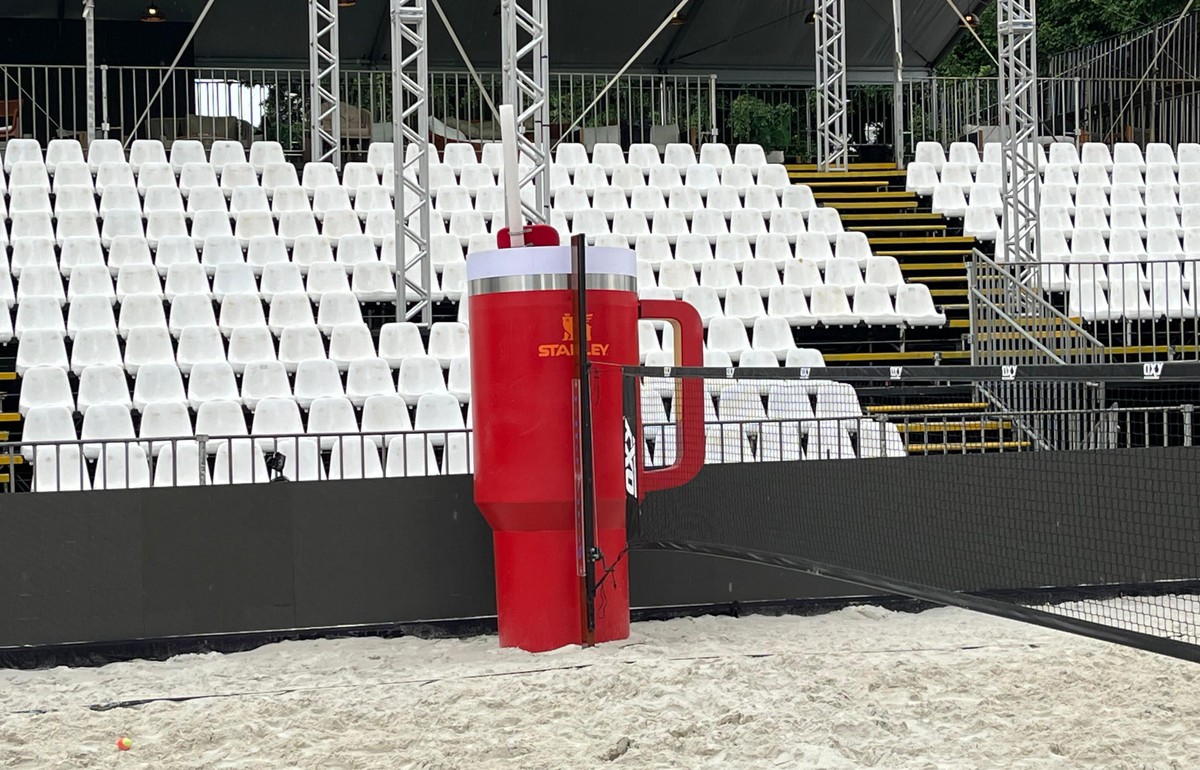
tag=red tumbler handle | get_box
[637,299,706,496]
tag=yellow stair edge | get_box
[869,236,977,245]
[975,316,1085,327]
[0,413,20,423]
[868,402,990,414]
[847,224,948,233]
[879,250,973,258]
[905,274,967,282]
[1104,344,1200,355]
[839,212,944,222]
[793,180,883,189]
[813,191,913,200]
[0,455,25,466]
[908,441,1033,452]
[894,421,1014,432]
[895,262,969,271]
[787,162,900,172]
[821,349,970,362]
[0,372,16,382]
[824,201,918,210]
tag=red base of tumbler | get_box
[493,527,630,652]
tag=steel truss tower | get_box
[814,0,849,171]
[500,0,551,222]
[997,0,1042,264]
[308,0,342,168]
[391,0,433,325]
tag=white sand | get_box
[2,603,1199,769]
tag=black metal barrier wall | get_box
[0,476,849,650]
[3,444,1191,652]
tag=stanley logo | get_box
[538,313,611,358]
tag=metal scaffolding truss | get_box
[814,0,848,171]
[997,0,1042,264]
[391,0,433,326]
[83,0,96,144]
[501,0,550,223]
[308,0,342,168]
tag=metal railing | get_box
[1048,8,1200,149]
[968,248,1106,366]
[1000,255,1200,363]
[3,428,473,494]
[643,402,1195,466]
[6,60,1200,165]
[0,64,716,156]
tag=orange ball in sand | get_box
[116,737,132,751]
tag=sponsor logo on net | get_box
[623,417,638,496]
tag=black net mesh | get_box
[626,362,1200,662]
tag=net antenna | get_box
[571,234,599,646]
[499,104,527,248]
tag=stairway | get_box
[864,394,1032,454]
[0,370,19,486]
[787,162,973,365]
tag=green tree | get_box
[937,0,1192,76]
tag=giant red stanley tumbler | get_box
[469,243,705,652]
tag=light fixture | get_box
[338,0,356,6]
[960,12,979,28]
[141,3,165,22]
[804,10,816,24]
[670,12,687,25]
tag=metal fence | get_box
[968,248,1106,365]
[995,255,1200,363]
[0,64,716,157]
[3,428,472,493]
[1048,8,1200,147]
[6,61,1200,165]
[648,403,1195,467]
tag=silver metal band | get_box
[469,273,637,297]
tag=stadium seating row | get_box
[912,139,1200,173]
[909,161,1200,198]
[0,137,781,177]
[20,388,464,457]
[636,277,943,329]
[0,204,831,248]
[0,157,797,201]
[28,429,466,491]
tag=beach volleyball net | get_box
[622,362,1200,662]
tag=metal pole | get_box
[814,0,848,171]
[308,0,342,167]
[708,73,718,144]
[123,0,217,146]
[391,0,433,327]
[430,0,499,122]
[891,0,904,168]
[100,64,109,137]
[552,0,691,153]
[83,0,96,144]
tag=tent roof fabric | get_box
[1,0,978,80]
